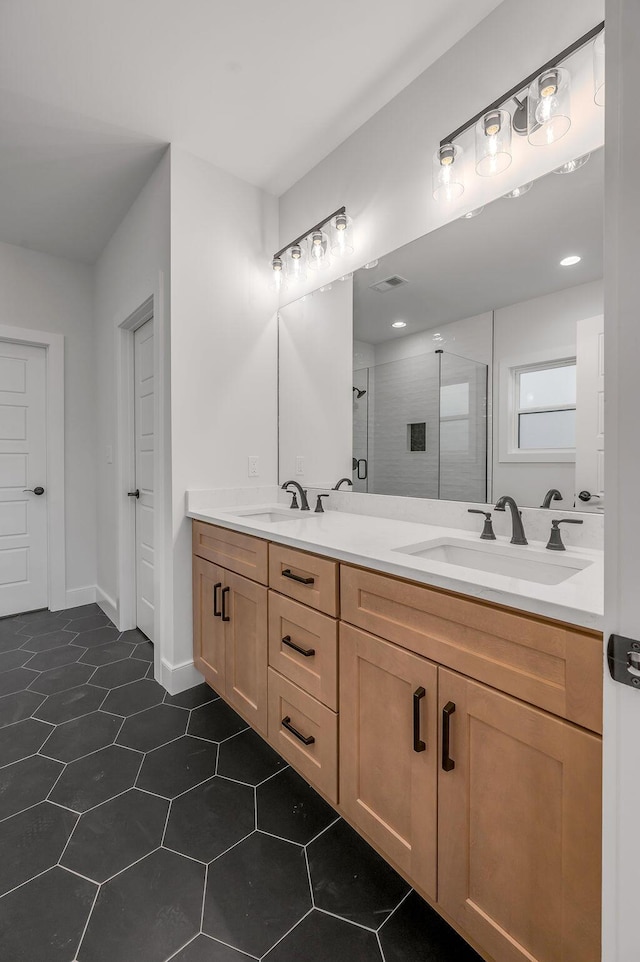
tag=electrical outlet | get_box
[248,456,259,477]
[295,456,304,476]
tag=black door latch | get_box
[607,634,640,689]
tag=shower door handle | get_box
[356,459,368,480]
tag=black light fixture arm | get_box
[439,21,604,148]
[273,206,346,261]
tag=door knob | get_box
[127,489,140,499]
[23,486,45,496]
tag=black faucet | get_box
[333,478,353,490]
[282,481,310,511]
[494,495,528,545]
[540,488,563,509]
[468,509,496,540]
[546,518,583,550]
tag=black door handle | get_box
[282,569,315,586]
[221,586,230,622]
[281,716,315,745]
[23,486,45,496]
[442,701,456,772]
[213,582,222,618]
[282,635,316,658]
[127,489,140,499]
[357,459,368,480]
[413,687,426,752]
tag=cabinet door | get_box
[193,556,226,694]
[340,624,438,900]
[224,569,268,735]
[437,668,601,962]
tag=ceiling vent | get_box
[369,274,409,294]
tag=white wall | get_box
[493,279,603,507]
[279,281,352,487]
[279,0,604,297]
[170,147,278,676]
[93,151,171,624]
[0,241,96,605]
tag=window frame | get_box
[499,349,577,464]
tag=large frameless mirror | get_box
[278,146,604,512]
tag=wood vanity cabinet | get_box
[193,524,268,734]
[192,521,603,962]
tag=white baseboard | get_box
[64,586,97,609]
[96,587,118,625]
[160,656,204,696]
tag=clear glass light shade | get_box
[594,32,605,106]
[528,67,571,146]
[503,182,533,199]
[271,255,284,289]
[553,152,590,175]
[432,143,464,202]
[475,110,512,176]
[284,243,307,284]
[330,213,354,256]
[307,229,331,271]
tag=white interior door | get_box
[134,320,155,641]
[0,341,48,615]
[575,315,604,512]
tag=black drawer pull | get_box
[413,686,426,753]
[213,582,222,618]
[221,586,230,622]
[281,716,315,745]
[282,635,316,658]
[442,701,456,772]
[282,569,315,586]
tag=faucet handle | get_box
[315,494,329,513]
[288,490,299,509]
[468,509,496,541]
[546,518,584,551]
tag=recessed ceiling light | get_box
[392,320,407,329]
[363,259,379,270]
[503,182,533,199]
[560,255,581,266]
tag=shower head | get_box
[353,386,366,399]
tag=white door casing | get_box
[0,341,47,615]
[575,315,604,512]
[134,319,155,641]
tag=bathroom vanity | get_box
[190,506,602,962]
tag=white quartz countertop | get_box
[187,504,604,631]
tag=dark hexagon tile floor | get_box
[0,607,480,962]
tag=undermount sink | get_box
[229,508,315,524]
[394,538,592,586]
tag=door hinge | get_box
[607,634,640,689]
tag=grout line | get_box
[313,905,380,935]
[58,863,100,887]
[74,876,101,959]
[255,764,290,788]
[164,935,200,962]
[377,887,413,933]
[257,906,314,960]
[160,798,173,847]
[255,828,305,850]
[56,810,82,866]
[0,864,54,899]
[99,844,163,886]
[205,830,256,867]
[161,844,207,867]
[376,930,387,961]
[304,814,341,848]
[303,846,314,907]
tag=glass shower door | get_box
[352,368,369,492]
[438,351,488,503]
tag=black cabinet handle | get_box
[282,635,315,658]
[282,569,315,586]
[221,586,230,622]
[281,716,315,745]
[127,489,140,499]
[213,582,222,618]
[442,701,456,772]
[413,687,426,753]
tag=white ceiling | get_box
[353,147,604,344]
[0,0,504,262]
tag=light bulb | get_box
[391,320,407,329]
[307,230,330,271]
[285,242,307,284]
[560,255,581,267]
[475,110,512,177]
[330,212,354,257]
[432,143,464,202]
[528,68,571,146]
[271,255,284,289]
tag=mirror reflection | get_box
[278,146,604,511]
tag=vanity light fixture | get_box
[503,182,533,199]
[553,153,591,174]
[560,255,581,266]
[435,21,603,196]
[593,31,605,106]
[271,205,351,282]
[475,109,512,176]
[433,143,464,202]
[271,255,284,289]
[392,320,407,329]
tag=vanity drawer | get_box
[340,565,603,733]
[269,544,338,616]
[267,668,338,803]
[268,592,338,710]
[192,521,268,585]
